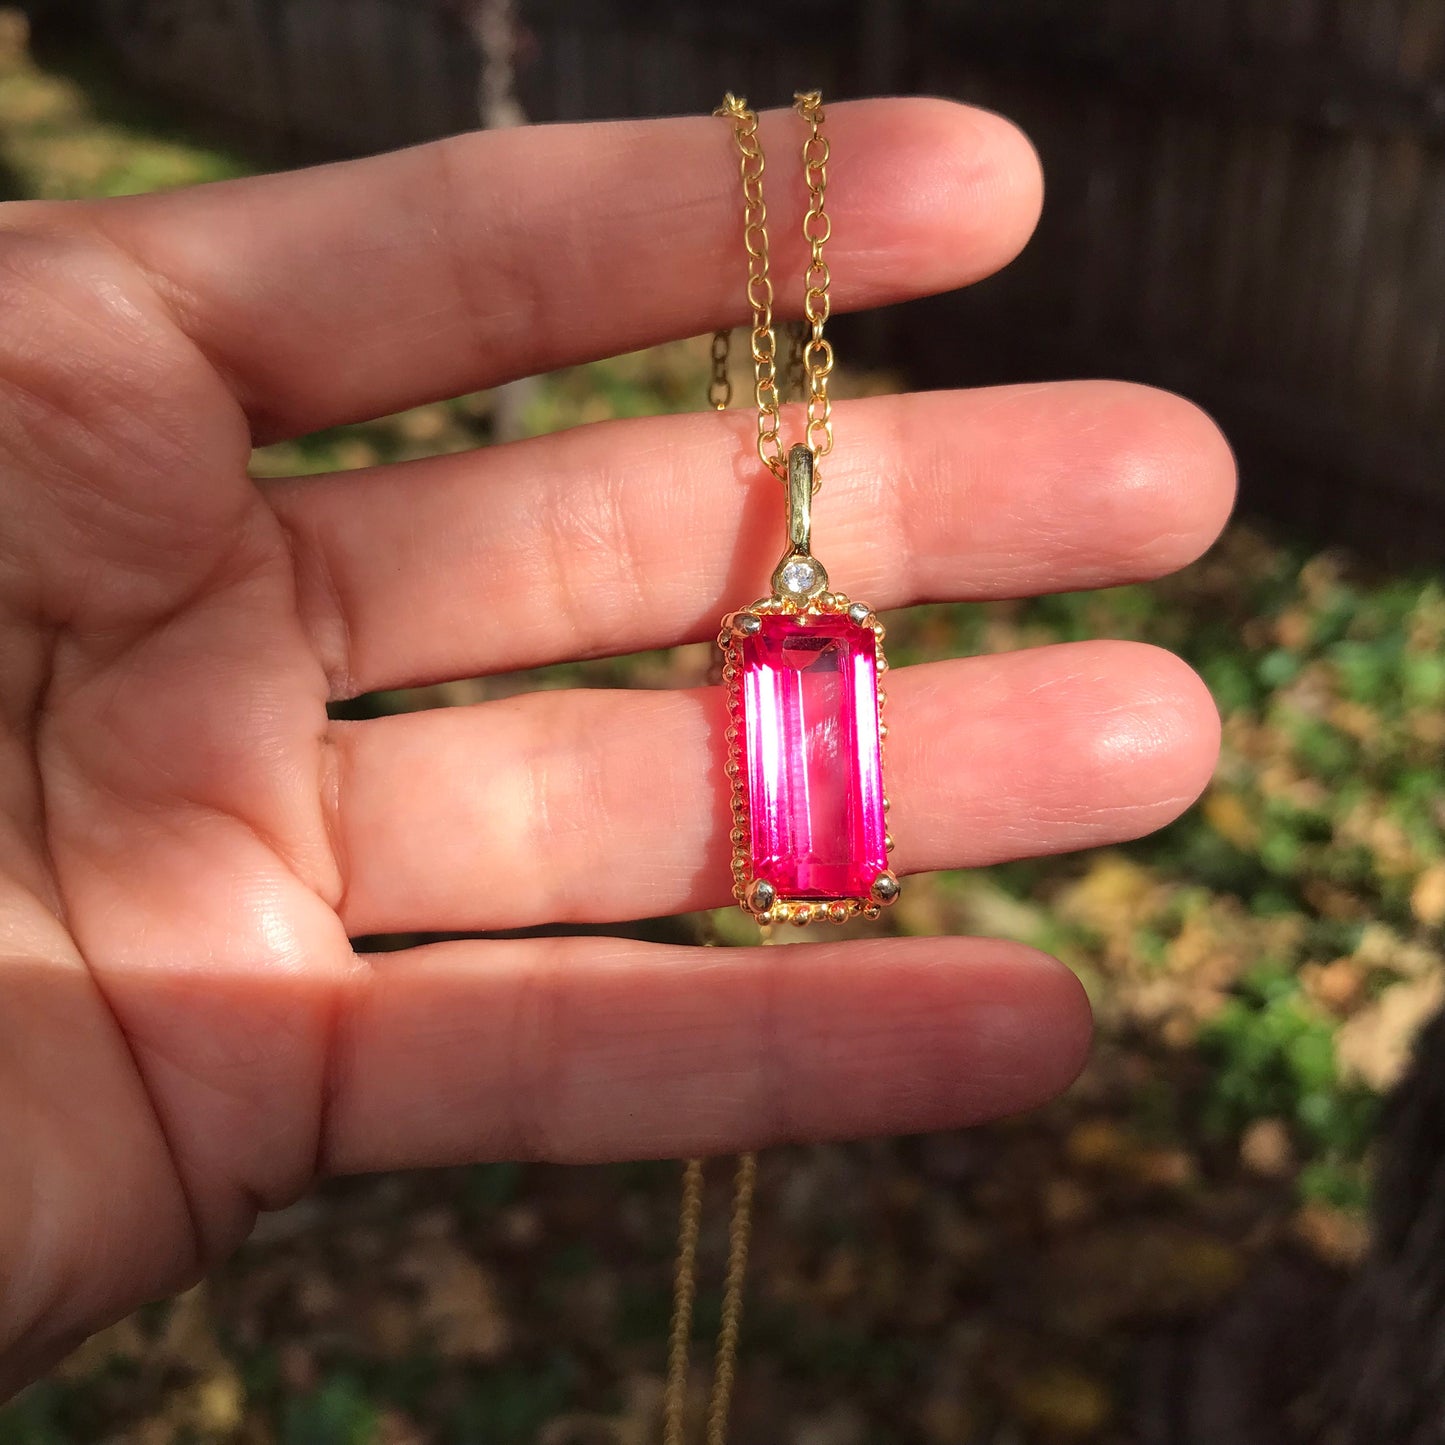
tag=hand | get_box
[0,99,1232,1390]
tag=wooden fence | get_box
[901,1,1445,562]
[84,0,483,155]
[54,0,1445,558]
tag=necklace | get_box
[661,90,899,1445]
[715,90,899,925]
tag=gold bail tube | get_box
[785,442,813,554]
[770,444,828,602]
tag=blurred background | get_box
[1,3,1443,1443]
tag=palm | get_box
[0,100,1233,1391]
[2,296,347,1384]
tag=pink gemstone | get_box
[739,613,887,899]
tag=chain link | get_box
[794,89,835,468]
[708,329,733,411]
[713,91,834,487]
[713,95,782,477]
[783,318,807,405]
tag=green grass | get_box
[0,22,251,199]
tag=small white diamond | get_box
[779,558,820,595]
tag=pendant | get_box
[718,444,900,925]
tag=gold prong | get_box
[746,878,777,915]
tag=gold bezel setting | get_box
[718,590,898,926]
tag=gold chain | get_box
[705,1151,756,1445]
[795,90,836,465]
[784,318,808,405]
[662,1158,703,1440]
[708,329,732,412]
[661,1154,759,1445]
[713,91,835,485]
[664,90,834,1445]
[717,319,806,413]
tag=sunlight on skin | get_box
[0,99,1232,1392]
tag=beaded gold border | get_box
[717,590,899,925]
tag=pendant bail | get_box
[770,444,828,601]
[785,442,814,554]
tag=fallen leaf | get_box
[1336,974,1445,1091]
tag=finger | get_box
[322,933,1091,1170]
[331,641,1219,935]
[80,99,1042,439]
[273,381,1235,697]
